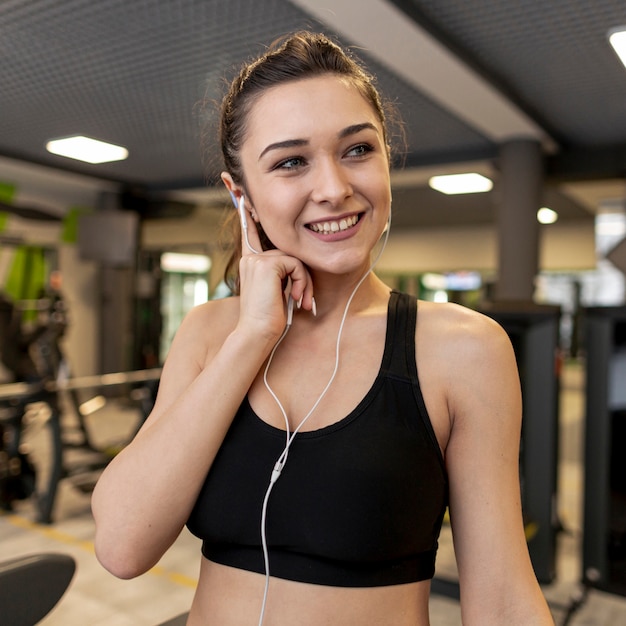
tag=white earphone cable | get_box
[257,212,392,625]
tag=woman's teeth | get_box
[309,214,359,234]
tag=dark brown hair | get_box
[218,31,402,293]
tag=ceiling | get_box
[1,0,625,229]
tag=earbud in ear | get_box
[238,195,260,254]
[228,190,238,209]
[238,195,249,231]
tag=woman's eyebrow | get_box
[258,122,378,161]
[258,138,307,161]
[338,122,378,139]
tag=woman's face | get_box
[237,75,391,277]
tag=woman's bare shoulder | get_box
[415,299,515,379]
[417,299,509,340]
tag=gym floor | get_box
[1,361,626,625]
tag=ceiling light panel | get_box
[46,136,129,164]
[429,173,493,194]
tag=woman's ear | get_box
[221,172,240,208]
[220,172,260,222]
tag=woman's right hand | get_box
[237,206,314,341]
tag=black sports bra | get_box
[186,291,448,587]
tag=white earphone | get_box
[231,192,261,255]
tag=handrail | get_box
[51,368,162,391]
[0,381,44,401]
[0,368,162,400]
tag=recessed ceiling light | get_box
[537,207,558,224]
[608,26,626,69]
[46,135,129,164]
[428,173,493,194]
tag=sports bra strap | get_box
[383,291,418,382]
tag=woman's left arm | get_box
[443,309,554,625]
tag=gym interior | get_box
[1,1,626,624]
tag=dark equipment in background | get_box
[481,303,562,585]
[0,292,159,522]
[583,306,626,597]
[0,552,76,625]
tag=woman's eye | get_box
[346,143,374,158]
[275,156,304,170]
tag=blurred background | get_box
[1,1,625,624]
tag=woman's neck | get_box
[302,271,390,320]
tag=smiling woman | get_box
[222,73,392,279]
[91,31,555,626]
[217,34,400,294]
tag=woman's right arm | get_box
[91,298,280,579]
[92,210,313,579]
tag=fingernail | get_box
[311,296,317,317]
[297,294,303,309]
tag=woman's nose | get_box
[310,157,353,206]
